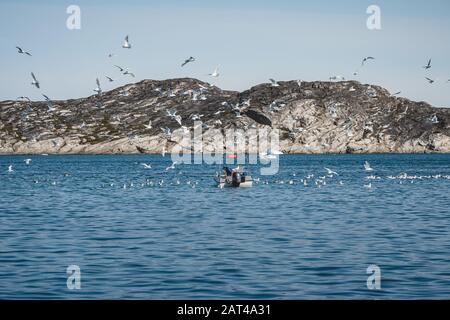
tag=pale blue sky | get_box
[1,0,449,106]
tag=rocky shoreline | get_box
[1,78,449,155]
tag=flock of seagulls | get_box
[4,156,450,193]
[8,36,449,185]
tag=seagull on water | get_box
[31,72,40,89]
[8,165,14,172]
[141,163,152,169]
[181,56,195,67]
[24,159,32,165]
[122,35,131,49]
[364,161,374,171]
[16,46,32,56]
[208,66,219,77]
[423,59,432,70]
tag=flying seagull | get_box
[364,161,374,172]
[269,78,279,87]
[94,78,102,95]
[423,59,432,70]
[42,94,55,112]
[161,127,171,137]
[208,66,219,77]
[324,167,339,176]
[30,72,40,89]
[362,56,375,66]
[425,77,435,84]
[165,161,178,171]
[329,75,345,81]
[16,46,32,56]
[123,70,135,77]
[122,35,131,49]
[114,65,125,72]
[144,121,152,130]
[105,76,114,82]
[181,56,195,67]
[430,113,439,124]
[17,96,31,102]
[141,163,152,169]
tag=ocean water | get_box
[0,154,450,299]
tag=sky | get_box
[0,0,449,106]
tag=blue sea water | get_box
[0,154,450,299]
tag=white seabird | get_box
[123,70,135,77]
[361,56,375,66]
[144,121,152,130]
[181,56,195,67]
[324,167,339,176]
[208,66,219,77]
[16,46,32,56]
[42,94,55,112]
[269,78,279,87]
[31,72,40,89]
[114,65,125,72]
[122,35,131,49]
[425,77,435,84]
[329,75,345,81]
[423,59,432,70]
[364,161,374,171]
[166,161,178,171]
[93,78,102,95]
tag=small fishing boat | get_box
[215,167,253,188]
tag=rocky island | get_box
[1,78,449,154]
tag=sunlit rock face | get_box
[1,78,449,154]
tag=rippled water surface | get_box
[1,154,450,299]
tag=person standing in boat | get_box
[223,166,233,176]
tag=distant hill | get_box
[1,78,449,154]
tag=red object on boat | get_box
[228,154,237,159]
